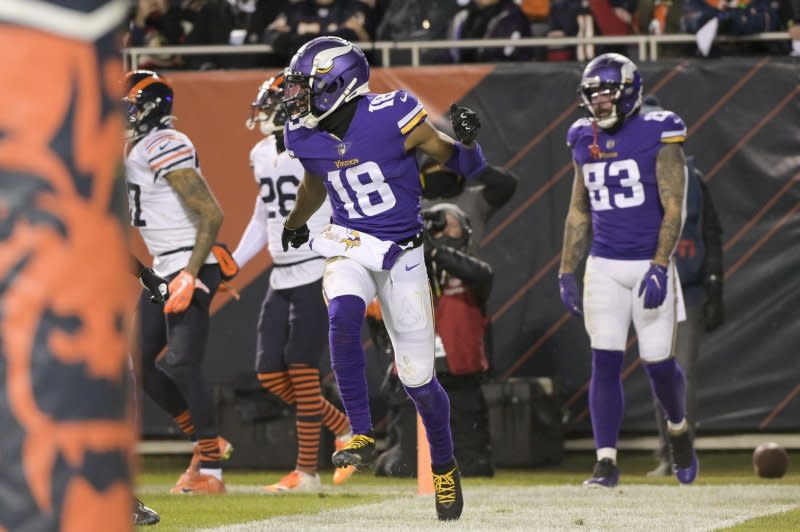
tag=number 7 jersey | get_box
[284,90,427,242]
[124,127,214,276]
[567,110,687,260]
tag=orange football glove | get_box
[163,270,195,314]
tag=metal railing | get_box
[123,32,792,70]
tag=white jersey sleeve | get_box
[124,128,215,276]
[232,196,270,269]
[249,136,332,289]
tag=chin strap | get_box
[589,121,601,160]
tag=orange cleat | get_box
[172,436,233,493]
[264,470,322,494]
[173,471,226,495]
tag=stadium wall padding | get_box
[139,58,800,438]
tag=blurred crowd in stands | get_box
[126,0,800,69]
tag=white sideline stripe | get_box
[195,485,800,532]
[0,0,128,41]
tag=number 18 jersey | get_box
[284,91,427,243]
[567,110,687,260]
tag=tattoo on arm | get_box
[560,163,592,273]
[163,168,224,277]
[654,143,686,265]
[285,171,328,229]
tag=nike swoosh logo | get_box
[405,263,419,271]
[158,142,169,151]
[400,92,408,102]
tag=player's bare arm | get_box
[653,143,686,265]
[405,120,457,162]
[163,168,223,277]
[285,171,328,229]
[559,163,592,274]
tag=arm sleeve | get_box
[477,165,519,208]
[699,178,723,278]
[232,196,270,269]
[432,246,494,307]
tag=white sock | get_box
[336,432,353,443]
[667,418,688,435]
[199,467,222,480]
[792,40,800,56]
[597,447,617,464]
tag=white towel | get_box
[309,224,403,271]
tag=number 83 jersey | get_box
[567,110,687,260]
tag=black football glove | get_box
[449,103,481,145]
[281,223,310,252]
[138,267,169,304]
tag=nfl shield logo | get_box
[337,143,348,156]
[606,139,615,149]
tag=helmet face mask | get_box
[578,53,643,129]
[123,70,173,139]
[281,36,370,128]
[247,72,288,136]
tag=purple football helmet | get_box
[282,36,370,127]
[579,53,643,129]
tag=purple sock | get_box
[589,348,625,450]
[403,377,454,467]
[328,295,372,435]
[645,358,687,424]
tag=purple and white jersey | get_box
[567,110,687,260]
[284,90,427,242]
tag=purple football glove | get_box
[558,273,583,317]
[638,262,668,309]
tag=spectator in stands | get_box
[127,0,233,69]
[449,0,533,63]
[640,96,724,477]
[375,0,460,64]
[682,0,780,36]
[546,0,590,61]
[126,0,182,69]
[263,0,372,64]
[521,0,552,60]
[547,0,636,61]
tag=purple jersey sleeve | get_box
[567,111,687,260]
[284,92,428,242]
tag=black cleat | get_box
[432,460,463,521]
[669,429,699,484]
[134,496,160,526]
[331,433,376,469]
[583,458,620,488]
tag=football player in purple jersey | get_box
[558,53,699,488]
[278,36,489,521]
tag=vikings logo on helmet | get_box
[281,36,371,128]
[578,53,643,130]
[123,70,174,139]
[246,71,288,136]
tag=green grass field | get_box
[137,451,800,531]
